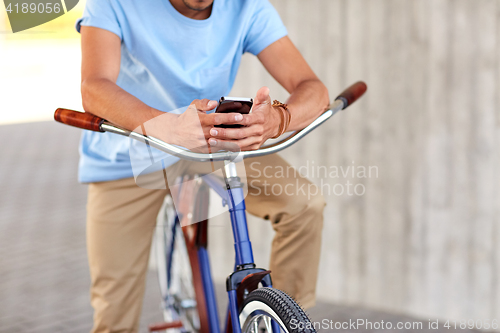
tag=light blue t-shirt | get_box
[76,0,287,183]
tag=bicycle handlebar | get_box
[54,81,367,162]
[54,108,105,132]
[335,81,367,110]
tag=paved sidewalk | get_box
[0,121,478,333]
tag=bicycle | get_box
[54,81,367,333]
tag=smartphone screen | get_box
[214,97,253,128]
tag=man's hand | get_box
[156,99,245,153]
[207,87,281,151]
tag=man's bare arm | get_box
[208,36,330,150]
[80,26,166,131]
[257,36,330,131]
[80,26,241,150]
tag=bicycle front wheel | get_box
[239,287,316,333]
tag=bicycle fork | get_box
[223,161,279,333]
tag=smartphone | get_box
[214,97,253,128]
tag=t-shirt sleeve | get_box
[243,0,288,55]
[75,0,122,40]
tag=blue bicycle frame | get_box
[189,161,280,333]
[53,81,367,333]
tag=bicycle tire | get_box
[239,287,316,333]
[154,195,204,333]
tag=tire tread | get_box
[241,287,316,333]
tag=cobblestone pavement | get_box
[0,121,478,333]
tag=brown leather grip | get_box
[335,81,368,109]
[54,108,105,132]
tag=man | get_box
[78,0,329,332]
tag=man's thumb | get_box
[254,86,271,106]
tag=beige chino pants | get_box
[86,154,325,333]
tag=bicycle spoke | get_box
[252,317,260,333]
[263,316,272,332]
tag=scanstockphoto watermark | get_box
[248,160,378,198]
[289,318,423,331]
[3,0,80,33]
[290,318,500,331]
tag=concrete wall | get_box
[209,0,500,323]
